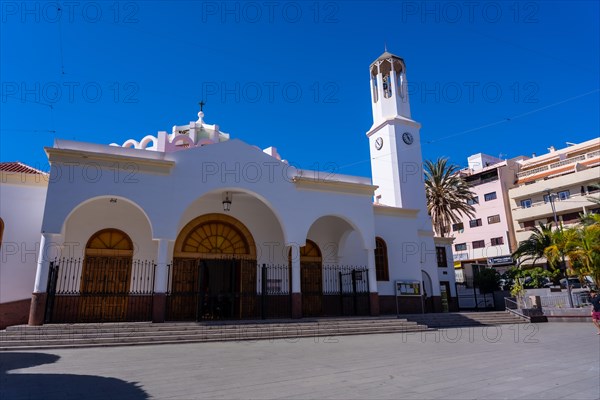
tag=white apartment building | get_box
[451,153,521,280]
[509,138,600,256]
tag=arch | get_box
[175,187,288,246]
[421,270,434,313]
[122,139,138,148]
[169,214,258,321]
[61,195,154,239]
[171,134,194,148]
[85,228,133,257]
[374,237,389,281]
[0,217,4,248]
[290,239,323,317]
[294,239,322,260]
[174,213,256,259]
[305,213,369,251]
[139,135,157,149]
[80,228,134,322]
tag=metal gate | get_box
[322,265,370,316]
[166,259,291,321]
[339,269,370,316]
[456,278,495,310]
[44,258,156,323]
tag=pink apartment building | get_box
[451,153,521,281]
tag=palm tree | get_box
[512,223,555,269]
[424,158,475,237]
[563,220,600,285]
[544,224,572,270]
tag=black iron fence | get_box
[45,258,156,323]
[165,260,291,321]
[44,258,371,323]
[324,265,370,316]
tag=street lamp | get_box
[544,188,573,307]
[222,192,232,212]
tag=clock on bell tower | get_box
[366,51,427,212]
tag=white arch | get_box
[139,135,157,149]
[61,195,154,238]
[122,139,139,149]
[175,187,289,246]
[304,213,370,251]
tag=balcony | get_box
[516,149,599,179]
[511,191,596,222]
[510,167,600,199]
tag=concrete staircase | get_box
[0,312,530,350]
[0,317,431,350]
[398,311,529,328]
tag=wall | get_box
[0,177,47,303]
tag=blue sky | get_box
[1,1,599,177]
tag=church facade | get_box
[3,52,457,327]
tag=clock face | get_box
[402,132,414,145]
[375,137,384,150]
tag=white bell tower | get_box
[367,52,427,211]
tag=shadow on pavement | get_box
[0,352,148,400]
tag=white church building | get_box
[0,52,457,327]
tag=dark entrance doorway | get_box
[167,214,259,321]
[294,240,323,317]
[166,257,258,321]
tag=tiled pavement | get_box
[1,322,599,399]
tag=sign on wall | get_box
[395,280,422,296]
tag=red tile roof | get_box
[0,162,47,175]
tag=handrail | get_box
[504,297,530,320]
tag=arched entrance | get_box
[80,229,133,322]
[169,214,257,321]
[290,240,323,317]
[422,270,434,313]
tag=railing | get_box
[504,297,529,320]
[517,149,600,179]
[45,258,156,323]
[549,154,585,169]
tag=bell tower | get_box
[367,52,427,211]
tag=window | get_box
[452,222,464,231]
[487,214,501,224]
[469,218,482,228]
[543,194,551,203]
[558,190,570,200]
[472,240,485,249]
[491,237,504,246]
[520,199,532,208]
[455,243,467,251]
[436,247,448,268]
[467,196,479,205]
[374,237,389,281]
[484,192,497,201]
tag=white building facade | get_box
[0,163,48,328]
[2,53,458,327]
[509,138,600,265]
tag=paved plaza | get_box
[1,322,599,399]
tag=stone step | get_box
[6,319,418,332]
[0,324,431,350]
[397,312,528,328]
[2,320,421,335]
[0,323,422,340]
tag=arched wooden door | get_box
[294,240,323,317]
[170,214,257,320]
[80,229,133,322]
